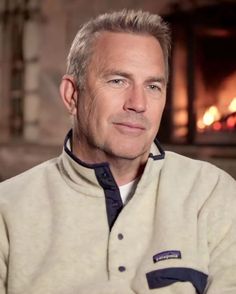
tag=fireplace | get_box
[160,3,236,145]
[195,30,236,144]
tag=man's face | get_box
[74,32,167,163]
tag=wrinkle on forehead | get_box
[87,32,166,84]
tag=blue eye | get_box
[109,79,123,84]
[148,84,161,91]
[107,78,126,88]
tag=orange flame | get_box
[202,106,220,126]
[197,97,236,131]
[228,97,236,113]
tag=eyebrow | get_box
[102,70,132,79]
[102,69,166,85]
[146,77,166,86]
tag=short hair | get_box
[66,9,171,88]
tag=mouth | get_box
[116,122,145,129]
[113,122,146,135]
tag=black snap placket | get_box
[95,166,123,230]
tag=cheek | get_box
[149,99,166,123]
[78,89,98,119]
[81,98,109,133]
[91,90,124,121]
[75,97,94,133]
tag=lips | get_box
[113,121,146,135]
[115,122,146,130]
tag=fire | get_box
[197,97,236,131]
[202,106,220,126]
[228,97,236,112]
[197,105,220,130]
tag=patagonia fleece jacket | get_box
[0,132,236,294]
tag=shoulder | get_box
[162,151,236,201]
[165,150,212,168]
[164,150,232,179]
[160,152,236,235]
[0,157,60,205]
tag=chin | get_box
[105,144,148,161]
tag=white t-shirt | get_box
[119,178,139,205]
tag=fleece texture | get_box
[0,135,236,294]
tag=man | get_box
[0,10,235,294]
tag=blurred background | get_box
[0,0,236,181]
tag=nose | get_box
[123,85,147,113]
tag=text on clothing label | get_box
[153,250,182,263]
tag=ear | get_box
[60,75,78,115]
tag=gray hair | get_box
[66,9,171,88]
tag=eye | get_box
[109,79,124,85]
[148,84,161,91]
[107,78,126,88]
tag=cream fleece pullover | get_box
[0,134,236,294]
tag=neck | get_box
[72,138,148,186]
[104,156,146,186]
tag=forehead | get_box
[89,31,165,76]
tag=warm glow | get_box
[197,100,236,132]
[197,94,236,132]
[228,97,236,113]
[226,116,235,129]
[212,121,222,131]
[197,120,205,130]
[202,106,220,126]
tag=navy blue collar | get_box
[64,129,165,169]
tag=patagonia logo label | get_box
[153,250,182,263]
